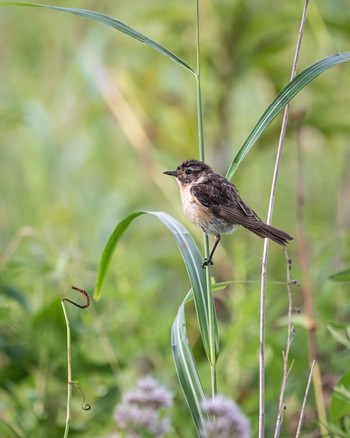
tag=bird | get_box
[163,159,293,268]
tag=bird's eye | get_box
[185,169,192,175]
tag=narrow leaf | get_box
[0,2,195,75]
[329,268,350,282]
[226,52,350,180]
[94,212,144,300]
[172,290,208,438]
[93,211,218,361]
[171,282,228,436]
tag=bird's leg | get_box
[202,235,221,268]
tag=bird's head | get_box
[163,159,213,185]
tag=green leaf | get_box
[94,211,144,301]
[172,290,208,438]
[225,52,350,180]
[0,2,195,75]
[93,211,218,361]
[329,368,350,426]
[329,268,350,282]
[171,282,228,437]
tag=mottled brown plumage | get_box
[164,159,293,267]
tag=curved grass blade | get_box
[0,2,195,75]
[172,290,208,438]
[225,52,350,180]
[93,210,218,361]
[94,211,144,300]
[171,282,229,436]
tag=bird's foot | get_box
[201,258,213,269]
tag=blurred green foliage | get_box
[0,0,350,436]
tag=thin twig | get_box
[258,1,309,437]
[62,286,91,438]
[73,382,91,411]
[274,250,296,438]
[295,360,316,438]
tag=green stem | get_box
[62,301,72,438]
[196,0,205,161]
[210,363,217,399]
[197,76,205,162]
[204,234,217,398]
[196,0,217,398]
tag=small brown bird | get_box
[164,159,293,268]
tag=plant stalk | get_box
[196,0,205,162]
[258,1,309,436]
[204,234,217,398]
[273,250,295,438]
[62,301,72,438]
[295,360,316,438]
[61,287,90,437]
[196,0,217,397]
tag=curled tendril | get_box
[70,381,91,411]
[62,286,90,309]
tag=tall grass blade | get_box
[172,282,229,436]
[93,211,219,361]
[226,52,350,180]
[0,2,195,75]
[172,290,208,438]
[94,211,144,301]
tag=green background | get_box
[0,0,350,436]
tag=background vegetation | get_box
[0,0,349,436]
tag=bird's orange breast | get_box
[179,184,214,230]
[179,183,236,235]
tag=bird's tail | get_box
[249,223,293,246]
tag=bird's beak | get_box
[163,170,177,177]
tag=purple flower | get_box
[113,377,173,437]
[123,377,173,410]
[202,395,251,438]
